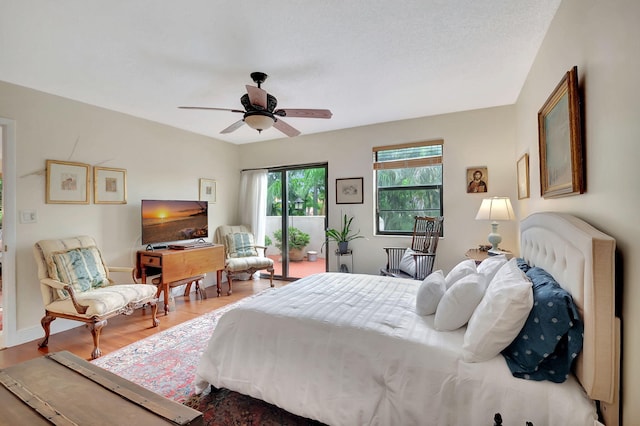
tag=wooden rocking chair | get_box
[380,216,444,280]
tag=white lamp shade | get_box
[475,197,515,221]
[245,114,275,131]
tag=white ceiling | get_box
[0,1,561,145]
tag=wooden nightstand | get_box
[465,248,513,265]
[465,248,489,265]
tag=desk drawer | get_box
[140,254,162,267]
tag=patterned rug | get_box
[184,388,325,425]
[92,288,327,424]
[92,289,272,403]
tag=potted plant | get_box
[273,226,311,262]
[325,214,365,254]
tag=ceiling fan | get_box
[179,72,333,137]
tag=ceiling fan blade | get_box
[274,109,333,119]
[245,85,268,109]
[221,120,245,134]
[273,119,301,137]
[179,106,244,113]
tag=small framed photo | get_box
[517,153,530,199]
[199,178,217,203]
[46,160,90,204]
[466,167,488,193]
[94,166,127,204]
[336,177,364,204]
[538,66,584,198]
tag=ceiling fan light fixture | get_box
[244,112,275,132]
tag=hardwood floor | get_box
[0,277,289,369]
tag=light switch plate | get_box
[20,209,38,223]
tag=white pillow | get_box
[398,248,416,276]
[445,259,477,289]
[476,254,508,282]
[462,258,534,362]
[434,273,487,331]
[415,270,446,316]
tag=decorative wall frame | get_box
[94,166,127,204]
[336,177,363,204]
[466,166,488,193]
[46,160,90,204]
[517,153,530,200]
[199,178,217,203]
[538,66,584,198]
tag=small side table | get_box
[465,248,513,265]
[465,248,489,265]
[336,249,353,273]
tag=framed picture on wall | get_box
[199,178,217,203]
[45,159,90,204]
[517,153,530,199]
[336,177,363,204]
[538,66,584,198]
[466,167,488,193]
[94,166,127,204]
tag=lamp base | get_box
[488,248,506,256]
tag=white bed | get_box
[195,212,620,426]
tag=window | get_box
[373,140,443,235]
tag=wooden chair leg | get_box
[149,300,160,327]
[227,272,234,296]
[268,267,274,288]
[38,314,56,348]
[89,319,107,360]
[196,278,207,300]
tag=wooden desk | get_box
[0,351,202,425]
[136,245,225,314]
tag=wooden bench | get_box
[0,351,202,425]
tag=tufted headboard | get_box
[520,212,619,425]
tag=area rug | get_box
[184,387,325,426]
[92,289,274,403]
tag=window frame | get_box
[373,140,444,236]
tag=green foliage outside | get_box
[267,168,326,216]
[377,164,442,232]
[273,227,311,251]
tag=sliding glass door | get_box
[264,163,328,280]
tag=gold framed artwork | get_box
[538,66,584,198]
[466,167,488,193]
[336,177,364,204]
[199,178,217,203]
[45,160,90,204]
[517,153,530,199]
[94,166,127,204]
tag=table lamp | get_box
[475,197,515,255]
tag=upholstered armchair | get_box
[214,225,274,295]
[33,236,159,359]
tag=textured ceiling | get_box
[0,1,561,144]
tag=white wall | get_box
[239,105,518,275]
[514,1,640,422]
[0,81,241,345]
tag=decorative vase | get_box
[338,241,349,254]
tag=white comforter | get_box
[195,273,598,426]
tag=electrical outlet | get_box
[20,209,38,224]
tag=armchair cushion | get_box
[225,232,259,258]
[46,284,157,317]
[226,256,273,273]
[50,246,109,299]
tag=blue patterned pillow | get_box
[51,246,109,298]
[516,257,530,273]
[225,233,259,258]
[501,267,583,383]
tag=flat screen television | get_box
[141,199,209,247]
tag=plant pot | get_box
[338,241,349,254]
[289,248,305,262]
